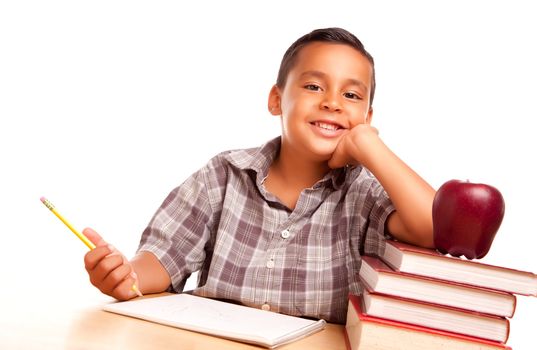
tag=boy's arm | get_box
[131,251,171,294]
[329,125,435,248]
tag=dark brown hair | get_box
[276,27,376,105]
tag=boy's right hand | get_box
[83,228,140,300]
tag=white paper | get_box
[103,294,326,348]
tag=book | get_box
[381,240,537,296]
[360,286,509,343]
[103,293,326,349]
[345,294,512,350]
[359,255,516,317]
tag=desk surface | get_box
[0,291,347,350]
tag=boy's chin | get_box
[301,139,338,162]
[310,147,337,162]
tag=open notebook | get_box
[103,293,326,348]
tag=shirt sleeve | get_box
[137,164,216,292]
[360,173,396,257]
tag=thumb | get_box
[328,147,346,169]
[83,227,107,247]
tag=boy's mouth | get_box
[313,121,341,130]
[310,120,346,138]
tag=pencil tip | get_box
[132,284,143,297]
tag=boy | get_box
[84,27,435,324]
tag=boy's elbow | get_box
[412,219,435,248]
[399,227,435,249]
[414,230,435,249]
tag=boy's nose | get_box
[320,94,342,112]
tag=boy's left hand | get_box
[328,124,380,169]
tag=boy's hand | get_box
[83,228,140,300]
[328,124,380,169]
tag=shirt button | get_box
[266,259,275,269]
[261,303,271,311]
[281,229,290,239]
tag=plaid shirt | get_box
[138,137,394,324]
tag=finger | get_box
[84,245,113,271]
[103,243,129,262]
[328,148,346,169]
[83,227,107,247]
[92,253,124,280]
[327,156,342,169]
[87,253,124,289]
[111,272,140,300]
[101,262,133,296]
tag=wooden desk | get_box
[0,291,347,349]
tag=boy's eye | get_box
[304,84,321,91]
[344,92,361,100]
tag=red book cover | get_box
[383,240,537,296]
[360,282,510,343]
[360,255,517,318]
[346,294,512,350]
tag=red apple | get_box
[433,179,505,259]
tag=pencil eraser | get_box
[40,196,46,203]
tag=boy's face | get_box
[269,42,373,163]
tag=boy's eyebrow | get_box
[299,70,367,90]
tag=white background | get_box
[1,1,536,348]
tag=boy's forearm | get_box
[130,251,172,294]
[360,137,435,247]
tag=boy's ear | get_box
[268,85,282,115]
[365,107,373,124]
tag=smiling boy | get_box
[83,28,435,324]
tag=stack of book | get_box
[345,240,537,349]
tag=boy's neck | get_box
[264,144,330,210]
[269,152,329,188]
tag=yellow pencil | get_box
[40,196,143,297]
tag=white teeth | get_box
[315,122,339,131]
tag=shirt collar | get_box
[224,136,359,190]
[225,137,280,179]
